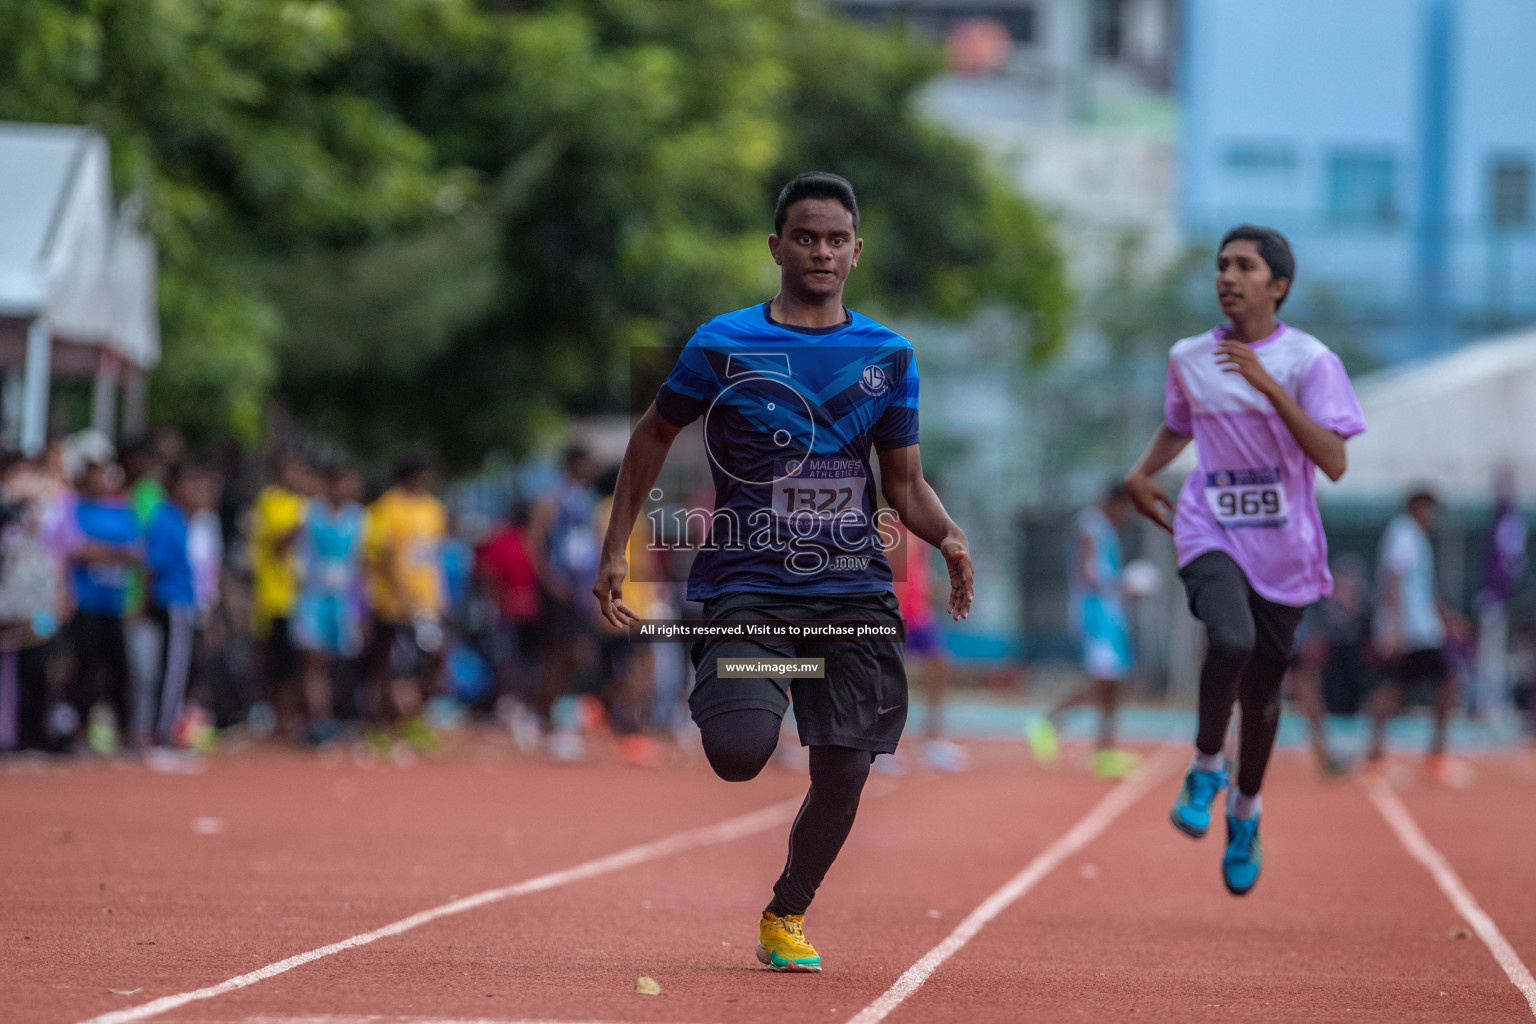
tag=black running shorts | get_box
[687,590,908,754]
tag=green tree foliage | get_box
[0,0,1068,463]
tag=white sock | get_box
[1192,751,1224,772]
[1229,791,1261,819]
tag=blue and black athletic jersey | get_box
[656,302,919,600]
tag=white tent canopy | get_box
[1328,326,1536,505]
[1166,324,1536,506]
[0,121,159,450]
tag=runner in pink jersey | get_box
[1124,225,1365,896]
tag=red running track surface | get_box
[3,739,1533,1024]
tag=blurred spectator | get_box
[595,488,659,766]
[67,460,140,753]
[527,445,600,756]
[363,455,447,749]
[475,499,545,722]
[143,463,215,748]
[293,464,366,745]
[441,514,477,622]
[120,437,167,743]
[1029,486,1139,779]
[892,518,966,772]
[1285,554,1371,776]
[122,437,166,525]
[0,455,71,752]
[249,452,310,735]
[1473,470,1526,721]
[1370,489,1466,779]
[186,464,227,733]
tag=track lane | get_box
[1374,753,1536,1014]
[149,745,1120,1024]
[878,752,1531,1023]
[12,744,1534,1024]
[2,747,808,1023]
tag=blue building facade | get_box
[1180,0,1536,358]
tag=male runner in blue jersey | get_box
[595,172,973,973]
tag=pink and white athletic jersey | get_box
[1165,322,1366,607]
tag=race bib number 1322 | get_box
[1205,467,1288,528]
[772,458,867,518]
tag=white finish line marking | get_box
[844,749,1178,1024]
[1367,778,1536,1016]
[79,799,802,1024]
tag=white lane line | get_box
[844,749,1178,1024]
[80,799,802,1024]
[202,1018,710,1024]
[1367,778,1536,1016]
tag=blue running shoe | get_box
[1169,765,1227,839]
[1222,811,1262,896]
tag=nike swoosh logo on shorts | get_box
[877,705,902,715]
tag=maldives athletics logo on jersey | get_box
[859,363,889,396]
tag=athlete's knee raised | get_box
[704,743,774,782]
[700,710,780,782]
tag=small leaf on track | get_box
[635,975,662,995]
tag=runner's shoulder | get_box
[847,310,914,351]
[1275,325,1334,363]
[688,305,762,345]
[1168,328,1220,362]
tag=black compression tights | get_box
[1183,553,1304,797]
[699,709,873,916]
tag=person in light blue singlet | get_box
[294,465,365,743]
[1028,484,1140,778]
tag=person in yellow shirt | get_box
[249,452,312,739]
[364,456,447,746]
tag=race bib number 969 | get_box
[1205,467,1288,528]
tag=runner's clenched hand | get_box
[1124,471,1175,534]
[1215,340,1280,397]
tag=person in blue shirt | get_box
[294,464,366,744]
[593,173,974,973]
[1027,484,1141,779]
[143,463,215,748]
[69,460,141,748]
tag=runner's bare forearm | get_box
[1127,426,1192,481]
[877,445,963,550]
[600,403,683,560]
[1260,385,1348,481]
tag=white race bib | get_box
[1204,467,1288,528]
[772,458,867,520]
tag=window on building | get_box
[1327,152,1398,226]
[839,5,1035,46]
[1490,158,1532,228]
[1093,0,1125,58]
[1224,141,1298,175]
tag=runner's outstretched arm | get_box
[1124,427,1193,534]
[594,402,685,629]
[876,444,973,621]
[1216,341,1348,480]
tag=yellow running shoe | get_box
[1092,748,1141,779]
[1027,717,1059,768]
[757,911,822,972]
